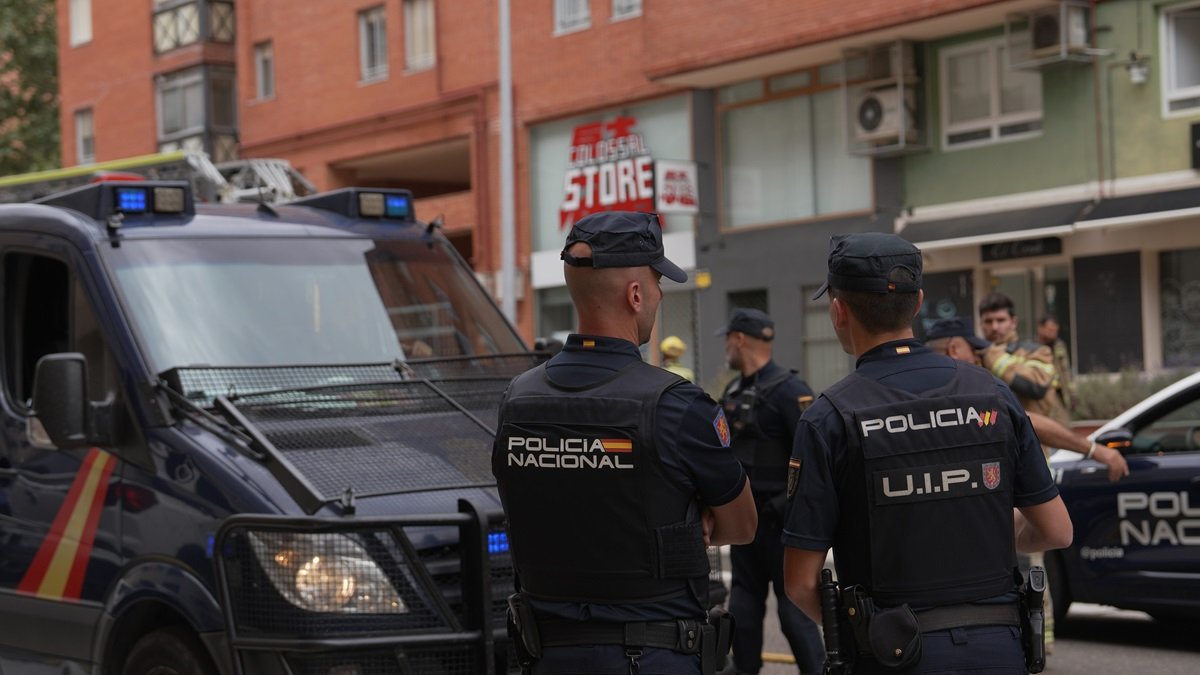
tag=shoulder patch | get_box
[787,457,802,499]
[798,395,814,412]
[713,409,731,447]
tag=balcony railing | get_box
[153,0,235,54]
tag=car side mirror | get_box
[29,353,109,450]
[1094,428,1134,454]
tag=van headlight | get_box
[247,531,408,614]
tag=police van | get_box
[0,180,534,674]
[1049,371,1200,623]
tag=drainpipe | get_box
[498,0,516,322]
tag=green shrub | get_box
[1071,369,1192,421]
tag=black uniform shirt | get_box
[782,338,1058,558]
[724,360,814,451]
[531,333,746,622]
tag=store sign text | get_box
[560,117,654,229]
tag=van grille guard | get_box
[160,355,540,514]
[213,500,509,675]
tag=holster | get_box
[506,592,542,669]
[1020,567,1047,674]
[704,607,734,675]
[842,586,922,671]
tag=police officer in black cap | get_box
[780,232,1073,674]
[716,308,823,675]
[493,211,757,675]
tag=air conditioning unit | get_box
[1029,2,1090,58]
[854,88,915,143]
[864,40,916,81]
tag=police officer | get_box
[717,309,823,675]
[781,233,1073,674]
[493,211,757,675]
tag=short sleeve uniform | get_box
[526,334,746,674]
[782,338,1057,569]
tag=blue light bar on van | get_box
[290,188,418,223]
[385,194,410,219]
[34,180,195,221]
[488,531,509,555]
[116,187,149,213]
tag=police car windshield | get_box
[105,237,523,371]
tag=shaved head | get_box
[564,242,662,345]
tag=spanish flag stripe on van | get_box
[17,448,116,600]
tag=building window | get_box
[554,0,590,34]
[359,6,388,81]
[152,0,234,54]
[1161,248,1200,367]
[718,66,872,229]
[156,66,237,160]
[75,109,95,165]
[69,0,92,46]
[404,0,436,71]
[1163,3,1200,115]
[800,284,852,392]
[611,0,640,21]
[940,37,1042,149]
[254,41,274,99]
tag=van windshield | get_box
[105,237,524,372]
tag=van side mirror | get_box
[1094,428,1134,453]
[29,353,95,449]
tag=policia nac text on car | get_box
[781,233,1073,675]
[0,181,533,675]
[493,211,757,675]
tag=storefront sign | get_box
[981,237,1062,262]
[559,116,654,229]
[655,159,699,214]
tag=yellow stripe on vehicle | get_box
[34,453,114,599]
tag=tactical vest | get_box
[493,361,710,606]
[822,362,1018,608]
[723,367,795,490]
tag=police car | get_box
[0,181,535,674]
[1048,371,1200,623]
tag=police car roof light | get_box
[290,188,417,222]
[34,180,195,220]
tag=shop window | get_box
[69,0,92,46]
[359,6,388,81]
[1161,248,1200,367]
[255,42,274,100]
[719,65,872,229]
[75,108,95,165]
[612,0,640,21]
[1074,252,1143,373]
[536,287,575,344]
[404,0,436,71]
[800,284,852,392]
[554,0,590,34]
[939,36,1042,149]
[1163,3,1200,115]
[915,269,975,341]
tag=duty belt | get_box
[915,602,1021,632]
[537,618,704,654]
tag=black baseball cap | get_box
[714,308,775,341]
[811,232,923,300]
[926,317,989,350]
[561,211,687,283]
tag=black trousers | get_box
[729,497,824,674]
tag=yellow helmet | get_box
[660,335,687,357]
